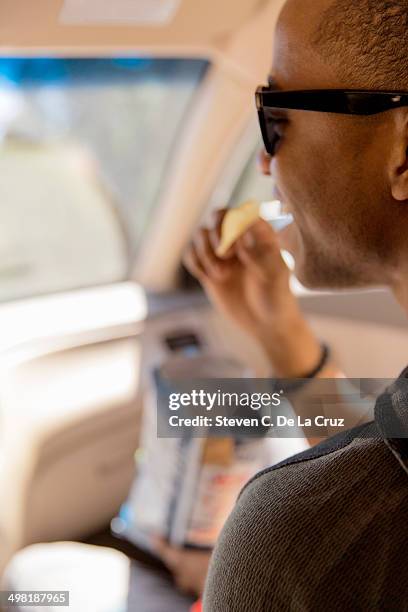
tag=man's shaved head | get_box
[312,0,408,90]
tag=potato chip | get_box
[216,199,260,257]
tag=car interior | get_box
[1,1,408,610]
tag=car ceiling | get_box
[1,0,274,54]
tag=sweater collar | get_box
[375,368,408,477]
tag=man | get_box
[159,0,408,608]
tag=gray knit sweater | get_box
[203,377,408,611]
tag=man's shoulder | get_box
[237,419,408,532]
[241,420,380,499]
[231,421,407,581]
[205,422,408,611]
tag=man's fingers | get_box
[211,208,227,240]
[153,537,182,571]
[153,537,210,596]
[235,219,288,281]
[183,242,207,281]
[174,573,196,595]
[251,218,280,243]
[194,228,229,281]
[186,216,287,284]
[209,208,236,258]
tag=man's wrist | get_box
[255,314,323,378]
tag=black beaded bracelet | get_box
[303,342,330,379]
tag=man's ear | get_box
[391,110,408,202]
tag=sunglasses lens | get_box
[258,108,281,157]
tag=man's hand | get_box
[183,210,322,377]
[154,538,211,596]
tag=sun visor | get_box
[59,0,182,26]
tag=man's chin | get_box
[293,254,374,290]
[281,228,368,290]
[291,260,328,290]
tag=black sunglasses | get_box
[255,87,408,156]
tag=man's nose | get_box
[257,149,272,176]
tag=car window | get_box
[228,148,273,207]
[0,58,208,303]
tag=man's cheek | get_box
[272,150,310,210]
